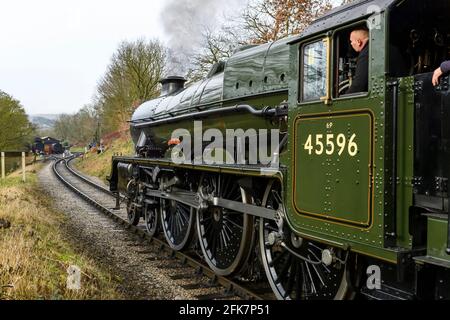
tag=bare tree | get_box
[52,104,99,145]
[242,0,332,44]
[187,0,333,80]
[187,24,248,81]
[96,39,166,131]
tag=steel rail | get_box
[52,157,265,300]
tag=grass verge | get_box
[73,134,133,184]
[0,164,123,300]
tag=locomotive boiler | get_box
[109,0,450,300]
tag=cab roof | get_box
[288,0,397,44]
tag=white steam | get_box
[160,0,246,77]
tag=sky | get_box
[0,0,245,115]
[0,0,342,116]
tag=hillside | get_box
[28,114,59,130]
[73,130,134,183]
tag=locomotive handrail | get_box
[386,80,399,246]
[128,88,289,125]
[447,212,450,255]
[320,36,332,105]
[130,104,283,129]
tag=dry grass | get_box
[7,160,40,180]
[0,169,123,300]
[74,134,134,183]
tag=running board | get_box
[360,284,414,300]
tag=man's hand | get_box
[432,67,443,86]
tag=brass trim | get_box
[320,36,332,105]
[290,109,375,230]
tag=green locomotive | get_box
[109,0,450,299]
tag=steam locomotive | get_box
[109,0,450,299]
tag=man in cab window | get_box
[432,60,450,86]
[346,27,369,94]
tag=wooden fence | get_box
[0,151,34,182]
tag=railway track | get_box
[51,155,274,300]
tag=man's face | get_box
[350,32,362,52]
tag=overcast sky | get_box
[0,0,342,116]
[0,0,245,115]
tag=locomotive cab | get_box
[286,0,450,299]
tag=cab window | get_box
[333,23,369,97]
[301,40,328,101]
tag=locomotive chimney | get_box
[160,76,187,96]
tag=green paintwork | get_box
[223,37,292,100]
[395,77,415,249]
[132,37,292,127]
[284,13,399,263]
[292,111,373,229]
[112,155,284,179]
[122,0,448,268]
[427,217,450,263]
[131,39,292,148]
[132,93,287,155]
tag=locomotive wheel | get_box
[144,201,159,237]
[160,197,195,251]
[126,200,141,226]
[126,180,141,226]
[259,181,349,300]
[196,174,254,276]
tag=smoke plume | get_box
[160,0,244,77]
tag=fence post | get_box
[1,152,5,180]
[22,152,26,182]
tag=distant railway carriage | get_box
[109,0,450,300]
[33,136,63,155]
[32,137,44,154]
[51,142,63,154]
